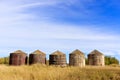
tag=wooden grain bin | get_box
[29,50,46,65]
[49,50,67,66]
[88,50,104,66]
[9,50,27,66]
[69,49,85,67]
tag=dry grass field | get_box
[0,64,120,80]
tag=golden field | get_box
[0,64,120,80]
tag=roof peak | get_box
[51,50,65,55]
[31,50,45,54]
[89,49,103,55]
[12,50,26,54]
[70,49,84,55]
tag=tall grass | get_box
[0,64,120,80]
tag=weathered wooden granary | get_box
[49,50,67,66]
[69,49,85,67]
[29,50,46,65]
[88,50,104,66]
[9,50,27,66]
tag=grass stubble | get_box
[0,64,120,80]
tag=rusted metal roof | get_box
[11,50,26,54]
[70,49,84,55]
[31,50,45,55]
[50,50,65,55]
[89,50,103,55]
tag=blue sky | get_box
[0,0,120,61]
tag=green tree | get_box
[0,57,9,64]
[85,58,88,65]
[105,56,119,65]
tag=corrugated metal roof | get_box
[50,50,65,55]
[31,50,45,55]
[70,49,84,55]
[89,50,103,55]
[12,50,26,54]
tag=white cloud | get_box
[0,0,102,27]
[0,22,119,49]
[0,0,120,61]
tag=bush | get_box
[105,56,119,65]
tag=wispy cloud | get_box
[0,0,120,61]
